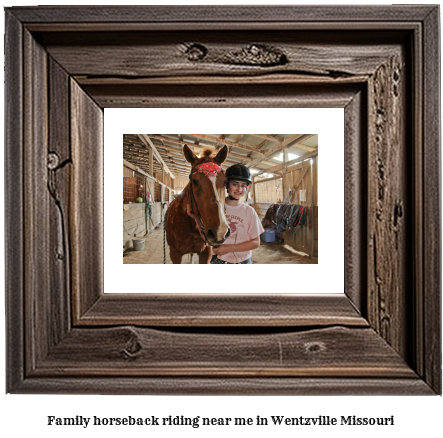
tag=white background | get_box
[107,108,343,293]
[1,1,442,438]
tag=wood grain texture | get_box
[41,32,400,79]
[79,294,366,327]
[70,80,104,320]
[344,90,366,314]
[48,57,72,346]
[4,5,441,394]
[422,6,441,394]
[37,326,415,378]
[367,51,409,358]
[8,5,437,23]
[23,29,50,372]
[5,10,24,393]
[12,377,433,396]
[82,83,361,108]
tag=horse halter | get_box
[188,162,229,246]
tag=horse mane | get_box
[195,149,216,164]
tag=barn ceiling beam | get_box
[241,139,275,166]
[123,158,137,170]
[282,134,308,148]
[234,134,244,143]
[246,134,312,168]
[123,147,148,154]
[156,149,189,160]
[123,155,187,179]
[150,135,258,163]
[125,138,166,168]
[137,134,175,179]
[291,140,317,151]
[252,134,281,143]
[125,144,271,171]
[257,139,270,149]
[252,134,316,151]
[253,174,284,184]
[253,148,318,178]
[155,165,190,173]
[150,135,203,153]
[188,134,265,154]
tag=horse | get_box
[165,144,230,264]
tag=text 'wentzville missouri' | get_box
[47,415,395,428]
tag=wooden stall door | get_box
[123,177,137,204]
[283,158,318,257]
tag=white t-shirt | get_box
[220,203,265,263]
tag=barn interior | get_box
[123,134,318,264]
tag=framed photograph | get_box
[120,130,321,265]
[5,5,440,394]
[112,109,340,295]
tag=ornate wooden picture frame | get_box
[5,6,441,394]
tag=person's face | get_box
[228,180,248,199]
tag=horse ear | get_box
[183,144,198,166]
[214,145,228,165]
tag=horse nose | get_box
[207,229,218,242]
[206,229,217,241]
[207,227,229,243]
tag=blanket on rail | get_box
[261,203,307,233]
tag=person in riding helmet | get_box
[211,164,264,264]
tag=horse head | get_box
[183,144,231,246]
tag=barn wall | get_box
[144,175,156,203]
[254,157,318,257]
[255,202,273,223]
[148,202,162,233]
[174,176,188,193]
[123,203,146,250]
[154,171,163,183]
[123,202,164,250]
[122,163,175,251]
[123,165,133,178]
[283,158,317,256]
[254,178,283,204]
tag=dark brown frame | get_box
[5,6,441,394]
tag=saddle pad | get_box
[262,204,307,232]
[275,204,301,232]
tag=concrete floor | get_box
[123,225,318,264]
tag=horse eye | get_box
[192,179,198,185]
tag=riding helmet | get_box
[225,164,252,185]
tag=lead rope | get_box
[209,203,226,264]
[163,208,167,264]
[189,182,208,245]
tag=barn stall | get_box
[123,134,318,264]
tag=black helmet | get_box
[225,164,252,185]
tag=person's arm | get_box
[213,236,260,256]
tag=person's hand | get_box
[213,245,232,256]
[186,203,198,220]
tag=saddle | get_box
[262,203,307,232]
